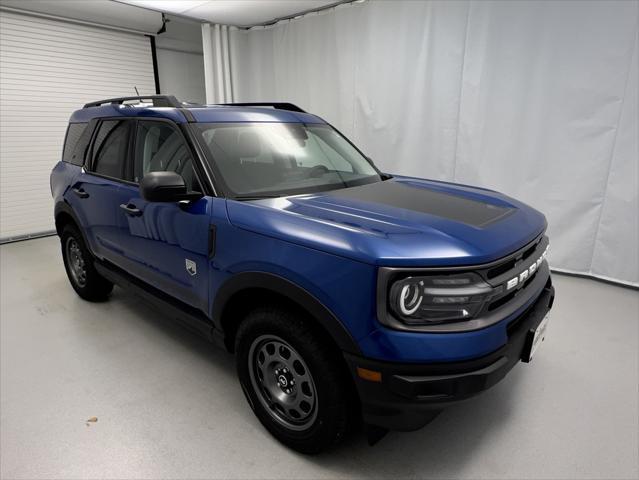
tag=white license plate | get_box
[525,314,550,362]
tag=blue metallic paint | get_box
[226,176,547,267]
[207,215,378,343]
[70,105,190,124]
[111,183,215,313]
[208,206,549,362]
[53,103,550,365]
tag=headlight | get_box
[388,273,492,325]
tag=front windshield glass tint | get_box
[193,123,381,197]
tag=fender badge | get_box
[185,259,197,276]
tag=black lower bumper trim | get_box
[345,279,555,431]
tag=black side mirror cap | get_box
[140,171,202,202]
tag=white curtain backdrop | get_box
[202,23,234,103]
[228,0,638,286]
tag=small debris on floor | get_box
[86,416,98,426]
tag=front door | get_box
[112,119,212,313]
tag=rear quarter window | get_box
[62,122,90,166]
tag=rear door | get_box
[112,119,213,313]
[66,119,135,263]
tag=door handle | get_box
[72,187,89,199]
[120,203,143,217]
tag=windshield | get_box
[192,122,382,198]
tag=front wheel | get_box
[235,307,354,454]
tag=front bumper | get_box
[344,279,555,431]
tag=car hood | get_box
[226,176,547,267]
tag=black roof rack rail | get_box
[217,102,306,113]
[83,95,183,109]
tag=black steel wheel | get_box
[65,236,87,288]
[248,334,318,431]
[60,224,113,301]
[236,307,355,454]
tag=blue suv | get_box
[51,95,554,453]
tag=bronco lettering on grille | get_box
[505,246,549,291]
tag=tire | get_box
[60,224,113,301]
[235,307,354,454]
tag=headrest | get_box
[211,128,238,156]
[236,130,261,158]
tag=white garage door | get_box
[0,10,156,241]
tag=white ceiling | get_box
[117,0,341,27]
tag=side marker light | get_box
[357,367,382,383]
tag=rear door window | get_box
[91,120,131,180]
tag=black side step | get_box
[94,260,224,347]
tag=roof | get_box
[68,96,326,124]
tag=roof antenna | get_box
[134,86,140,96]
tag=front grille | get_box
[522,242,539,261]
[474,233,548,315]
[487,269,538,311]
[486,236,543,279]
[486,258,516,279]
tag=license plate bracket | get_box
[522,314,550,363]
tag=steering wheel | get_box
[307,165,329,178]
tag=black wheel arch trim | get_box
[212,271,362,355]
[54,201,91,251]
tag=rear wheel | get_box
[61,224,113,301]
[235,307,354,454]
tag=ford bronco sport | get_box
[51,95,555,453]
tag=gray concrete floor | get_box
[0,236,637,480]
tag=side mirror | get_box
[140,171,200,202]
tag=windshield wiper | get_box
[233,194,283,201]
